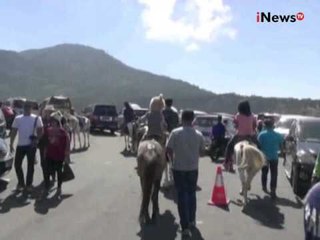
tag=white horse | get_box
[64,112,81,150]
[77,115,91,148]
[234,140,266,205]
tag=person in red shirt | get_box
[43,115,70,195]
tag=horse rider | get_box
[223,100,259,172]
[139,94,167,146]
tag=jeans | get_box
[261,160,278,192]
[14,145,37,187]
[173,170,198,230]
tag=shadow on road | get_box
[0,191,31,214]
[0,179,9,193]
[34,192,73,215]
[71,147,90,154]
[275,196,302,209]
[120,149,136,158]
[137,210,179,240]
[242,195,285,229]
[90,131,117,137]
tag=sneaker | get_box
[181,229,192,238]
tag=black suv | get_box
[284,117,320,196]
[83,104,118,134]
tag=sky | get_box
[0,0,319,99]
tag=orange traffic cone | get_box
[208,166,229,206]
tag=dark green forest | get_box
[1,44,319,115]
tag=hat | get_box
[50,112,62,123]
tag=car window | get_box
[94,105,117,116]
[13,100,25,108]
[48,98,71,109]
[194,117,217,127]
[299,121,320,141]
[276,118,294,129]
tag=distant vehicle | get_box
[4,97,26,116]
[284,117,320,196]
[39,96,72,116]
[0,109,13,178]
[257,112,281,124]
[193,114,218,147]
[118,103,148,129]
[83,104,118,134]
[275,115,306,158]
[275,115,306,138]
[0,109,6,138]
[1,105,15,129]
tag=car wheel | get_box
[292,163,303,196]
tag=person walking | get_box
[166,110,205,238]
[304,182,320,240]
[43,114,70,195]
[10,102,44,192]
[258,119,284,199]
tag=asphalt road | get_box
[0,133,304,240]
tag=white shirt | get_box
[12,114,44,146]
[166,126,205,171]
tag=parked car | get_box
[39,96,72,116]
[284,117,320,196]
[275,115,306,158]
[83,104,118,134]
[0,109,6,138]
[4,97,26,116]
[1,105,15,129]
[193,114,218,147]
[0,109,13,178]
[118,103,148,130]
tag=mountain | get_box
[0,43,320,116]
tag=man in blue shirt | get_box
[258,119,284,199]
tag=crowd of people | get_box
[5,97,320,240]
[9,102,71,197]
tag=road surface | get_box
[0,133,304,240]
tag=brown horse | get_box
[137,139,166,225]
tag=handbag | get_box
[61,163,75,182]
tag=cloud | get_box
[186,43,200,52]
[137,0,236,51]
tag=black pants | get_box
[14,145,37,187]
[46,159,63,189]
[261,160,278,192]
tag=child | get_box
[43,114,70,195]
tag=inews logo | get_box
[257,12,304,23]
